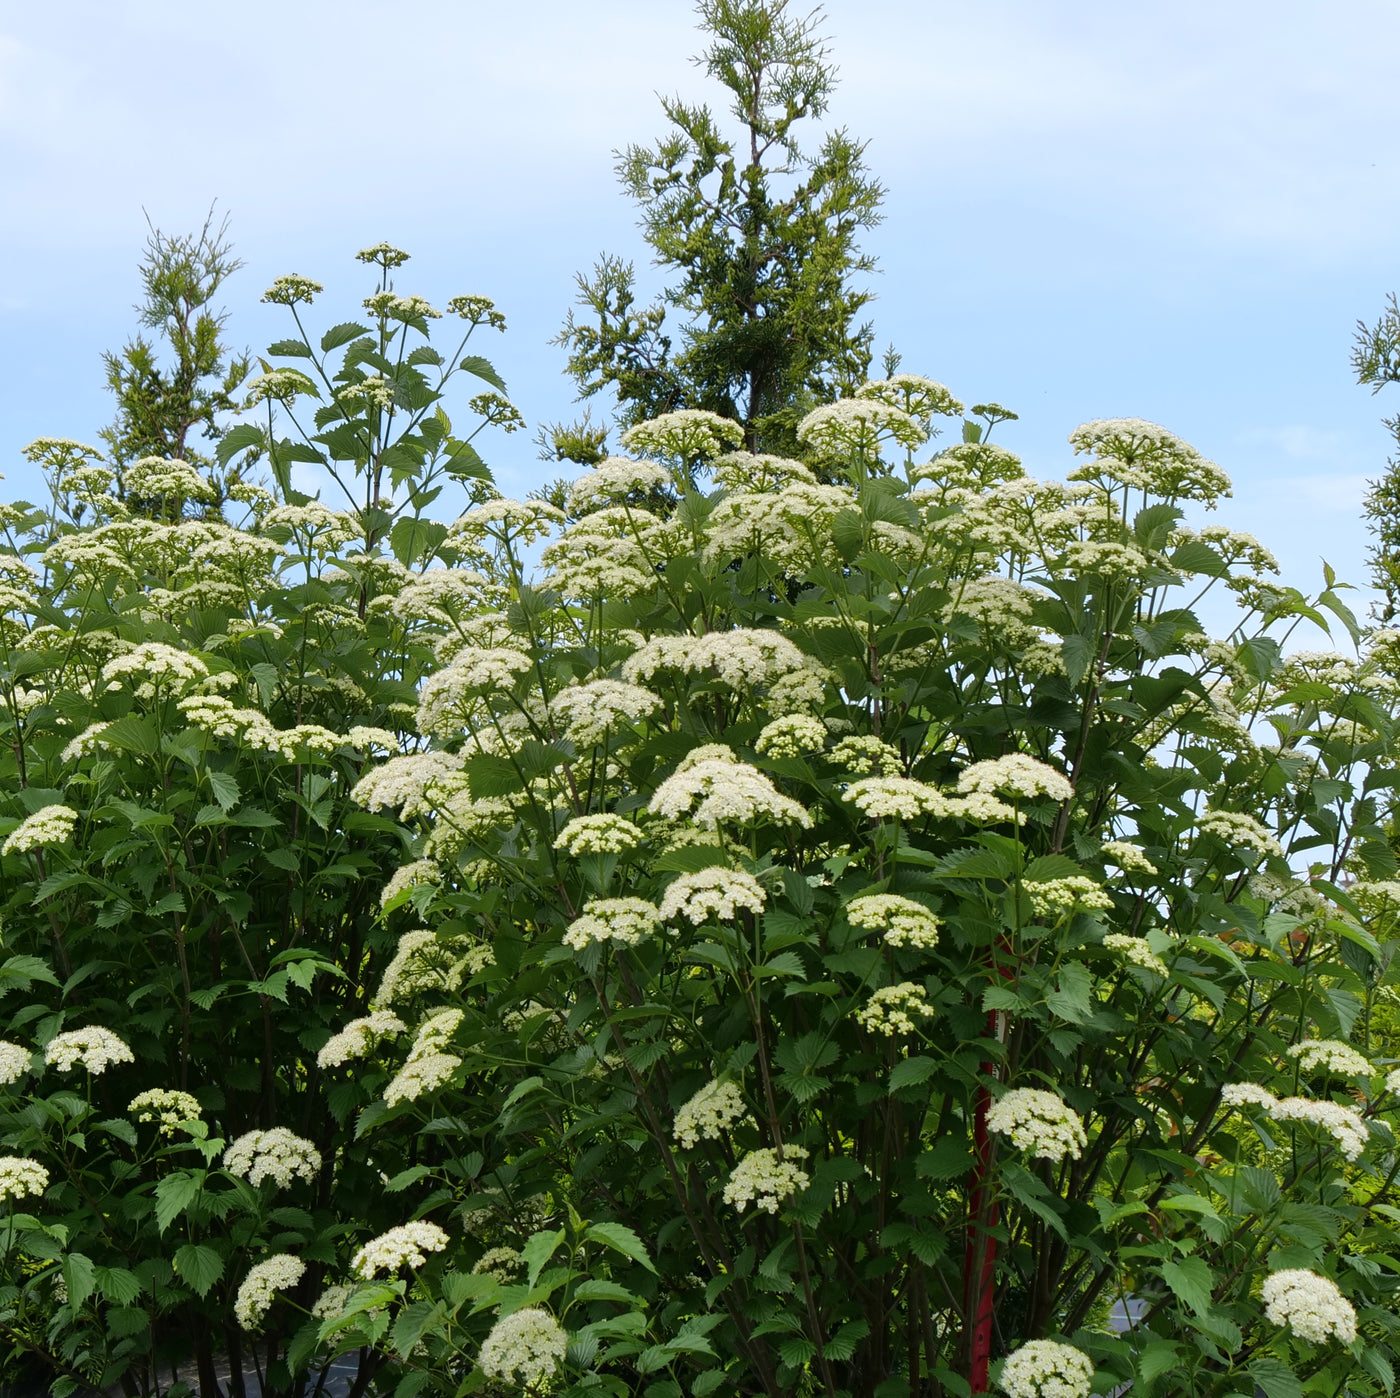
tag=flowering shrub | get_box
[6,265,1400,1398]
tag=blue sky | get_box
[3,0,1399,618]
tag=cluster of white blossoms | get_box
[384,1007,464,1107]
[957,754,1073,803]
[1287,1039,1371,1077]
[0,1156,49,1202]
[846,894,941,950]
[1101,934,1169,977]
[351,752,466,819]
[998,1339,1095,1398]
[620,408,743,462]
[1100,840,1157,875]
[471,1246,526,1283]
[797,396,926,457]
[1195,810,1283,858]
[234,1254,306,1331]
[659,867,766,924]
[564,897,661,950]
[754,713,828,759]
[416,645,533,734]
[986,1088,1088,1163]
[555,813,643,856]
[477,1306,571,1386]
[379,860,439,908]
[223,1127,321,1188]
[450,498,564,552]
[125,456,216,503]
[551,679,661,747]
[351,1220,450,1278]
[59,722,112,763]
[317,1009,407,1069]
[127,1089,203,1136]
[2,804,78,856]
[1026,877,1113,919]
[566,455,672,512]
[0,1040,30,1085]
[830,735,902,776]
[1221,1086,1369,1161]
[373,929,469,1007]
[673,1079,752,1148]
[844,776,946,820]
[1270,1097,1369,1162]
[623,627,809,692]
[857,983,938,1036]
[723,1146,811,1214]
[44,1026,134,1075]
[1261,1269,1357,1344]
[650,750,811,828]
[101,642,209,698]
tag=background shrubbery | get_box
[7,6,1400,1398]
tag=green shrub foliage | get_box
[5,257,1400,1398]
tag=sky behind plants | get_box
[3,0,1399,614]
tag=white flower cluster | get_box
[566,456,672,512]
[958,754,1073,803]
[375,930,453,1007]
[798,397,926,456]
[471,1246,526,1283]
[1068,417,1231,505]
[417,646,533,734]
[857,983,938,1036]
[846,894,941,950]
[1100,841,1157,874]
[723,1145,811,1214]
[551,679,661,747]
[0,1040,30,1085]
[564,897,661,950]
[1221,1086,1369,1160]
[450,498,563,549]
[755,714,828,759]
[45,1026,134,1075]
[650,751,811,828]
[234,1254,306,1331]
[830,735,902,776]
[60,722,112,763]
[0,1156,49,1202]
[477,1306,571,1386]
[555,813,643,856]
[223,1127,322,1188]
[2,804,78,856]
[1101,934,1168,977]
[659,867,767,924]
[127,1089,203,1136]
[1026,877,1113,919]
[352,1220,450,1278]
[125,456,215,502]
[998,1339,1095,1398]
[380,860,439,908]
[844,776,946,820]
[620,409,743,461]
[673,1079,752,1148]
[1195,810,1283,858]
[384,1007,464,1107]
[986,1088,1087,1163]
[1270,1097,1369,1161]
[857,374,964,420]
[352,752,466,818]
[317,1009,407,1069]
[1261,1269,1357,1344]
[101,642,209,698]
[623,627,808,691]
[1287,1039,1371,1077]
